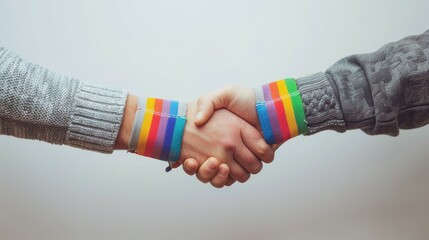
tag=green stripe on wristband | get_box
[286,78,307,135]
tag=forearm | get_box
[297,30,429,135]
[0,47,128,153]
[0,46,182,158]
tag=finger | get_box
[194,95,216,126]
[225,177,236,186]
[241,124,275,164]
[210,163,229,188]
[234,143,263,174]
[196,157,221,183]
[227,157,251,183]
[182,158,199,176]
[195,85,235,126]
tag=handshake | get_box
[2,31,426,188]
[116,79,307,188]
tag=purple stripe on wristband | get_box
[262,84,282,143]
[152,100,171,159]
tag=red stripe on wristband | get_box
[269,82,291,140]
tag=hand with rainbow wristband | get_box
[120,95,274,186]
[193,78,307,145]
[185,78,308,187]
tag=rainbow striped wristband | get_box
[254,78,307,144]
[128,97,187,162]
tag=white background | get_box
[1,1,428,239]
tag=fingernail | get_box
[219,166,228,176]
[207,159,218,172]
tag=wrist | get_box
[115,95,138,150]
[180,101,201,163]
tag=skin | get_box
[115,94,274,188]
[183,85,282,187]
[181,157,231,188]
[195,85,259,128]
[181,102,273,182]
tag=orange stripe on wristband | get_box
[269,81,291,140]
[143,98,163,156]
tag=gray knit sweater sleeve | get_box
[0,47,128,153]
[297,30,429,136]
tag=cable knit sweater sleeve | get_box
[0,47,128,153]
[297,30,429,136]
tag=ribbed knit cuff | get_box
[65,82,128,153]
[296,73,346,135]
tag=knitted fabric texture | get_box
[0,47,128,153]
[297,30,429,136]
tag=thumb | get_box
[194,95,216,126]
[194,85,235,126]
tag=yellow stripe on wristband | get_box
[136,97,155,154]
[276,80,299,137]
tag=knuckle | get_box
[196,173,210,184]
[221,140,236,153]
[183,162,197,174]
[184,169,196,176]
[197,95,207,105]
[244,156,260,174]
[222,84,238,99]
[266,150,275,163]
[223,84,236,93]
[258,141,269,155]
[226,180,235,186]
[236,172,250,183]
[211,181,224,188]
[252,162,263,174]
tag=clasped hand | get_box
[177,85,276,188]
